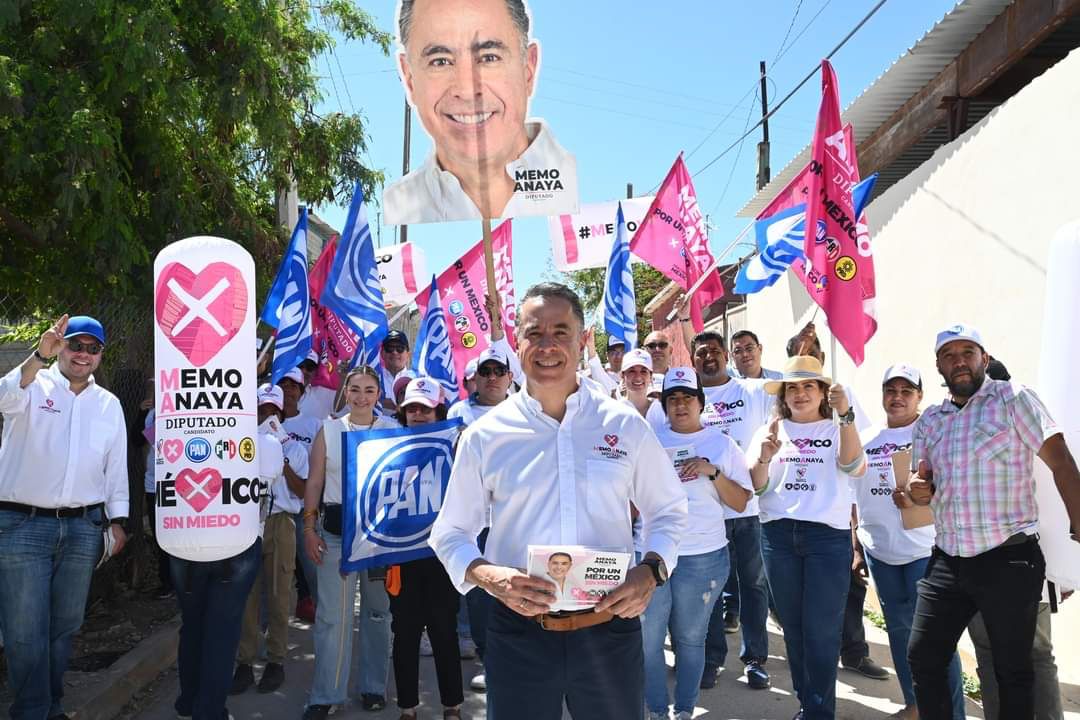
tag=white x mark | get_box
[168,278,230,337]
[186,475,214,500]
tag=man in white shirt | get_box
[448,346,513,426]
[0,314,129,720]
[384,0,578,224]
[379,330,411,406]
[728,330,782,381]
[430,282,687,720]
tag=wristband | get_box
[302,508,318,519]
[33,350,50,364]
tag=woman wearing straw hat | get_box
[749,355,867,720]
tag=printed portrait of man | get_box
[384,0,579,225]
[545,551,574,604]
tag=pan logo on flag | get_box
[454,316,470,332]
[834,256,858,281]
[449,300,464,316]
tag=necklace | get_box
[347,415,376,431]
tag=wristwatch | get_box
[837,407,856,425]
[640,556,668,587]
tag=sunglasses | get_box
[382,345,407,354]
[66,339,103,355]
[477,365,509,378]
[645,341,669,351]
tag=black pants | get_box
[486,601,644,720]
[145,493,173,591]
[908,539,1044,719]
[389,556,463,709]
[841,568,869,665]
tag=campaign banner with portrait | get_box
[376,241,428,308]
[382,0,578,224]
[526,545,632,612]
[341,419,464,573]
[548,196,654,272]
[153,237,261,562]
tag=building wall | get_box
[742,46,1080,427]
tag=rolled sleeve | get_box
[0,365,30,416]
[587,356,618,395]
[103,402,129,519]
[429,433,488,593]
[630,426,687,572]
[1012,385,1061,452]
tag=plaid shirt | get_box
[912,379,1059,558]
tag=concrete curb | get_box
[70,615,180,720]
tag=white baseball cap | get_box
[402,377,442,408]
[257,383,284,410]
[607,335,627,350]
[935,323,984,354]
[648,373,665,397]
[662,367,700,394]
[882,363,922,389]
[478,346,510,368]
[393,368,418,396]
[279,367,305,386]
[464,358,479,380]
[305,350,319,364]
[621,348,653,374]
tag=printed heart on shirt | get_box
[792,438,812,450]
[162,439,184,463]
[604,434,619,447]
[174,468,223,513]
[155,262,248,367]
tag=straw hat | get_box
[763,356,832,395]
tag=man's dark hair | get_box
[691,331,726,353]
[398,0,531,48]
[786,333,822,358]
[731,330,760,346]
[520,282,585,328]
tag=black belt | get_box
[0,501,103,518]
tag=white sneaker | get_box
[420,631,433,656]
[459,636,477,659]
[674,712,693,720]
[470,672,486,692]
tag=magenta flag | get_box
[630,155,724,331]
[416,221,516,398]
[308,236,360,390]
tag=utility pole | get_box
[399,100,412,246]
[626,182,633,199]
[756,60,771,191]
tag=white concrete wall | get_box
[742,46,1080,427]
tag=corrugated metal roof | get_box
[737,0,1013,218]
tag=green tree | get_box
[564,264,670,360]
[0,0,391,308]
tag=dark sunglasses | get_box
[66,339,103,355]
[645,341,669,350]
[477,365,509,378]
[382,345,407,354]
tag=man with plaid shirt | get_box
[904,324,1080,719]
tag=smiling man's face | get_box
[399,0,538,176]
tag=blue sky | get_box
[310,0,958,297]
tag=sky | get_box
[308,0,960,298]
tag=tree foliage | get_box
[564,264,671,360]
[0,0,391,308]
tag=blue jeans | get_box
[642,548,729,714]
[707,516,770,666]
[310,532,358,706]
[865,552,965,715]
[348,568,392,698]
[762,519,851,720]
[0,508,104,720]
[172,539,261,720]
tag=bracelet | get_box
[679,318,691,323]
[33,350,50,364]
[303,526,317,534]
[302,508,318,519]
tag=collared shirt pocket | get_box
[973,423,1012,463]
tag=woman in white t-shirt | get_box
[749,356,866,720]
[300,366,401,718]
[643,368,753,720]
[857,365,965,719]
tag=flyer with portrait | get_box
[666,444,699,483]
[526,545,632,612]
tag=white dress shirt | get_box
[383,120,579,225]
[430,381,688,594]
[0,363,129,518]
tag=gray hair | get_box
[398,0,531,49]
[520,282,585,329]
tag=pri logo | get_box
[215,439,238,460]
[162,439,185,464]
[454,315,470,332]
[448,300,464,316]
[174,467,223,513]
[185,437,212,463]
[155,261,248,367]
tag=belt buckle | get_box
[538,613,550,631]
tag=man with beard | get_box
[906,324,1080,718]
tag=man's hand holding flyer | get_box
[527,545,632,612]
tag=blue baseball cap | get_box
[934,323,984,355]
[64,316,106,345]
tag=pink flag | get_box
[800,59,876,365]
[416,221,516,398]
[308,236,360,390]
[630,155,724,331]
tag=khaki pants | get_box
[238,513,296,664]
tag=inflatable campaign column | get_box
[153,237,260,562]
[1035,220,1080,592]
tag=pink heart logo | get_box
[163,439,184,463]
[46,399,54,408]
[174,468,223,513]
[155,262,248,367]
[604,434,619,447]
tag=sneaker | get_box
[699,663,719,689]
[361,694,386,711]
[296,596,316,623]
[301,705,332,720]
[257,662,285,693]
[420,631,433,656]
[647,712,670,720]
[675,713,694,720]
[470,672,486,692]
[154,586,174,599]
[229,663,254,695]
[459,636,477,659]
[746,660,771,689]
[842,656,890,680]
[723,612,740,634]
[792,711,805,720]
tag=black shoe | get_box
[723,612,740,634]
[301,705,332,720]
[361,693,387,711]
[229,663,254,695]
[699,663,719,689]
[745,660,771,689]
[842,656,890,680]
[792,711,805,720]
[257,662,285,693]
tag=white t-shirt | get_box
[856,423,934,565]
[754,418,860,531]
[700,379,769,519]
[297,385,337,421]
[282,413,321,456]
[447,398,498,427]
[654,425,753,556]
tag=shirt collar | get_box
[517,378,588,424]
[939,376,996,414]
[45,362,96,392]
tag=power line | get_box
[773,0,806,65]
[774,0,835,68]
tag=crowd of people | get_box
[1,282,1079,720]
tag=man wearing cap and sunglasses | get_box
[0,314,129,720]
[379,330,412,409]
[448,347,514,427]
[906,324,1080,719]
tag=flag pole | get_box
[664,219,755,322]
[387,303,411,327]
[482,218,498,302]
